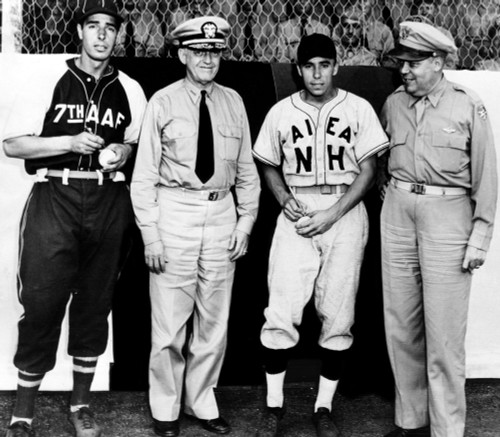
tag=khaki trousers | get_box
[381,184,472,437]
[149,188,236,421]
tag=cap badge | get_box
[202,22,217,39]
[400,27,410,40]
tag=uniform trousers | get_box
[15,178,134,374]
[381,184,473,437]
[261,191,368,352]
[149,188,236,422]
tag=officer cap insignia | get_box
[202,22,217,39]
[478,105,488,120]
[400,27,410,40]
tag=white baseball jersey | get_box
[253,89,389,186]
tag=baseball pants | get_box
[15,178,134,374]
[149,188,236,422]
[261,191,369,352]
[381,183,473,437]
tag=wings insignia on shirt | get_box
[442,127,456,134]
[478,105,488,120]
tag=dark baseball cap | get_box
[297,33,337,65]
[76,0,123,25]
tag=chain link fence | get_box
[9,0,500,70]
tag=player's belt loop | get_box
[96,170,104,186]
[62,168,70,186]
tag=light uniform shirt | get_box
[252,89,389,187]
[380,76,498,251]
[131,78,260,245]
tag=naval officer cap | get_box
[388,21,457,61]
[172,16,230,50]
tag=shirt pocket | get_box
[432,133,468,173]
[161,120,197,163]
[217,124,242,162]
[388,131,409,174]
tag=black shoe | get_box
[384,426,431,437]
[312,408,341,437]
[6,421,36,437]
[153,419,180,437]
[256,406,285,437]
[198,417,231,434]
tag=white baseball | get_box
[99,148,117,167]
[297,216,311,226]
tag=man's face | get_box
[297,56,338,98]
[418,2,436,18]
[398,57,442,97]
[361,0,374,16]
[341,21,362,46]
[179,48,222,88]
[77,13,118,62]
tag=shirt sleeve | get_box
[355,98,389,163]
[252,105,282,167]
[120,73,147,145]
[467,98,498,251]
[130,94,164,246]
[234,99,261,235]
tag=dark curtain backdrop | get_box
[110,58,401,398]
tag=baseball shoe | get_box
[198,417,231,434]
[69,407,102,437]
[312,408,341,437]
[383,426,431,437]
[256,406,285,437]
[5,421,35,437]
[153,419,180,437]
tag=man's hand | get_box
[283,195,307,222]
[462,246,487,274]
[145,241,167,274]
[295,208,337,238]
[69,132,105,155]
[228,229,250,262]
[100,143,133,171]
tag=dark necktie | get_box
[125,19,135,57]
[195,91,214,184]
[243,16,255,57]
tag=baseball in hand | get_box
[99,148,116,167]
[297,216,311,226]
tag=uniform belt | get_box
[390,178,467,196]
[293,185,348,195]
[162,186,230,201]
[36,168,125,185]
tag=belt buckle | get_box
[410,183,426,195]
[320,185,332,194]
[208,191,219,201]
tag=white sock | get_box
[10,416,33,426]
[70,404,89,413]
[314,376,339,412]
[266,371,286,408]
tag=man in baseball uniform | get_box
[131,16,260,437]
[379,22,497,437]
[2,1,147,436]
[253,33,388,437]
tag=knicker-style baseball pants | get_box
[261,191,369,352]
[149,188,236,422]
[381,184,473,437]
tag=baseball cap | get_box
[389,21,457,61]
[172,16,230,50]
[76,0,123,25]
[297,33,337,65]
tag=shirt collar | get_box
[184,78,215,103]
[408,75,447,108]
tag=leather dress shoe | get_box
[153,418,180,437]
[6,421,36,437]
[256,406,285,437]
[384,426,431,437]
[312,408,341,437]
[198,417,231,434]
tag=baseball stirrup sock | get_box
[319,348,348,381]
[71,357,98,408]
[12,370,45,421]
[314,375,339,412]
